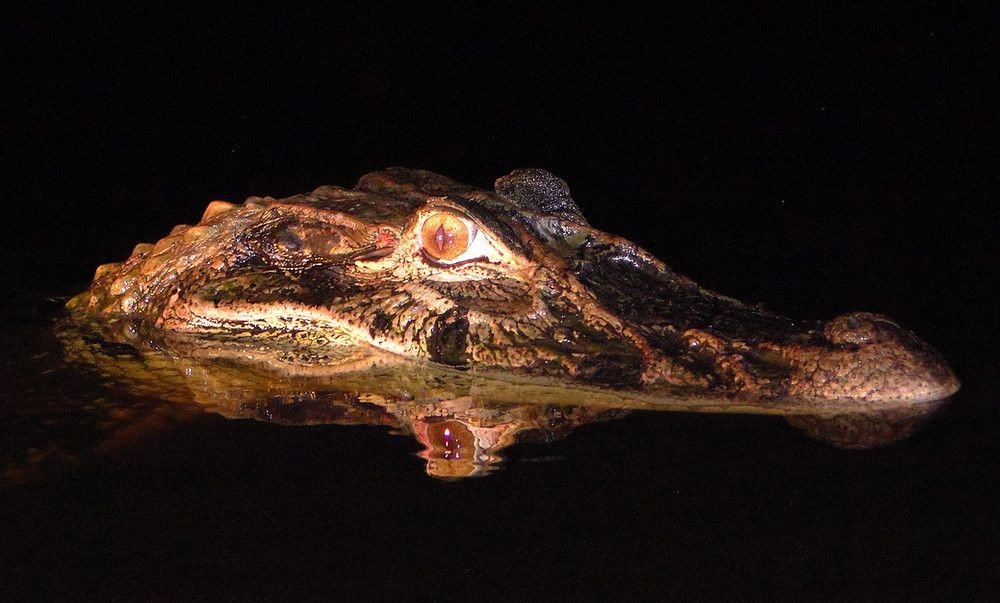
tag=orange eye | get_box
[420,213,472,261]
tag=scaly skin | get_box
[67,168,959,410]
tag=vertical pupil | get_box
[422,213,471,261]
[435,223,449,251]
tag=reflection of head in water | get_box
[412,418,526,479]
[402,401,631,478]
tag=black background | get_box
[3,4,998,599]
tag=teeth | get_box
[201,200,236,222]
[169,224,191,236]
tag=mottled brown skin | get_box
[67,168,959,410]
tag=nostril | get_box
[824,311,901,346]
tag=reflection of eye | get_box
[420,212,486,265]
[426,420,475,460]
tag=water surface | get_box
[2,288,997,598]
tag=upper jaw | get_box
[636,309,959,410]
[764,312,959,408]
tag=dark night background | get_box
[2,4,998,599]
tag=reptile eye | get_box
[420,212,476,263]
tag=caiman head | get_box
[68,168,959,409]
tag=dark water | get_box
[5,4,999,599]
[2,284,997,599]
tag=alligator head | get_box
[68,168,959,412]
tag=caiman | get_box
[43,168,959,476]
[63,168,960,456]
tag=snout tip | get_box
[787,312,959,407]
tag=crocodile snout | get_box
[776,312,960,407]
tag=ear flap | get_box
[494,169,589,226]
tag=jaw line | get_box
[161,299,418,361]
